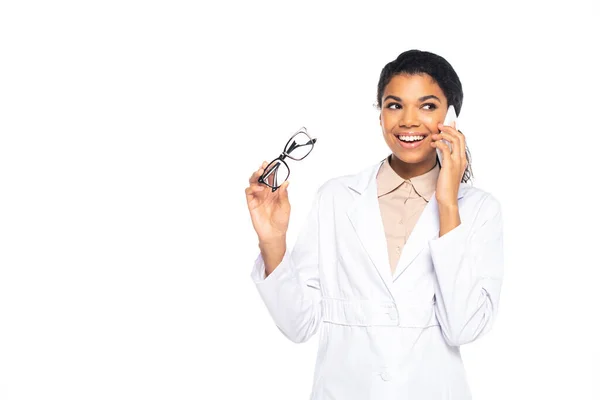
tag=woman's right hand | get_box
[245,161,291,244]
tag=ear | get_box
[379,112,382,127]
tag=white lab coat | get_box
[251,159,504,399]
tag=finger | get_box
[249,168,265,184]
[249,161,270,184]
[456,129,466,163]
[432,132,458,145]
[436,125,464,160]
[430,139,452,164]
[437,123,461,138]
[431,132,459,157]
[245,186,259,205]
[278,180,290,203]
[442,126,466,161]
[245,184,266,197]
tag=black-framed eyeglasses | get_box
[258,127,317,192]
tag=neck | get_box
[389,154,437,180]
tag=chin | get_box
[391,150,433,165]
[384,135,434,164]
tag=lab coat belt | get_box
[321,297,439,327]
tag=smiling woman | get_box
[376,50,473,182]
[245,49,504,399]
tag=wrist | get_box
[437,202,458,212]
[258,237,287,277]
[438,202,460,237]
[258,234,286,248]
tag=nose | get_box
[399,108,419,128]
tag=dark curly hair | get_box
[376,49,473,183]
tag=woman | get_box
[244,49,504,399]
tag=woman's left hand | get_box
[431,122,467,207]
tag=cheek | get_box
[380,113,396,132]
[422,113,442,131]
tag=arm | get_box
[429,195,504,347]
[250,189,323,344]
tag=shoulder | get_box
[460,184,502,222]
[316,160,383,196]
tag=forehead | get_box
[383,74,446,100]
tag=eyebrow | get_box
[383,95,442,103]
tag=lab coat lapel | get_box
[346,161,471,290]
[346,161,394,293]
[393,183,469,281]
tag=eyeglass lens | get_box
[284,130,314,161]
[262,160,290,189]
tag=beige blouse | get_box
[376,155,440,275]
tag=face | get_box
[379,73,449,170]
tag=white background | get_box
[1,1,599,399]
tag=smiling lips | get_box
[394,132,428,149]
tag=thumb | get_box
[278,180,290,202]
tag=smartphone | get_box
[437,105,458,167]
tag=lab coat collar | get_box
[346,159,470,295]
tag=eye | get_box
[385,102,402,110]
[422,103,438,110]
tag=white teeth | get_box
[398,135,425,142]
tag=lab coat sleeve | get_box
[428,194,504,347]
[250,188,323,344]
